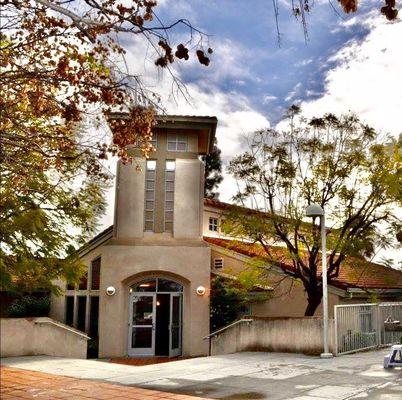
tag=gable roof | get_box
[204,236,402,292]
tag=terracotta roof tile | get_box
[204,236,402,291]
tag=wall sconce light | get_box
[196,286,206,296]
[106,286,116,296]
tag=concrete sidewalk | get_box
[2,350,401,399]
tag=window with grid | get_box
[164,160,175,232]
[209,217,219,232]
[135,132,157,150]
[167,133,187,151]
[144,160,156,232]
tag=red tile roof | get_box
[204,236,402,291]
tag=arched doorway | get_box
[128,277,183,357]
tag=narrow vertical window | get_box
[89,296,99,337]
[144,160,156,231]
[77,296,87,332]
[65,296,74,327]
[91,257,101,290]
[164,160,175,232]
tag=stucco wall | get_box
[114,158,146,238]
[174,159,203,239]
[210,317,335,356]
[0,318,88,358]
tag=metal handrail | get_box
[34,317,90,340]
[203,318,253,340]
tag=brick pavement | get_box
[0,366,208,400]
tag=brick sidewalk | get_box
[0,366,208,400]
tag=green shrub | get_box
[7,295,50,318]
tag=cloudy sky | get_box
[99,0,401,263]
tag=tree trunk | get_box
[304,294,322,316]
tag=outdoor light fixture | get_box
[305,203,333,358]
[106,286,116,296]
[196,286,206,296]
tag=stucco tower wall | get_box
[114,158,146,238]
[174,159,203,239]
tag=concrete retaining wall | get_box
[0,317,89,358]
[210,317,335,356]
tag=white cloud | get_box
[301,17,402,137]
[285,82,302,102]
[263,94,277,103]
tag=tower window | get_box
[135,132,157,150]
[144,160,156,231]
[167,134,187,152]
[209,217,219,232]
[150,132,157,149]
[164,160,175,232]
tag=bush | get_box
[7,295,50,318]
[210,276,248,332]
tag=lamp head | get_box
[305,203,324,217]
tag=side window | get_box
[167,134,187,152]
[209,217,219,232]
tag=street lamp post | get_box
[305,204,333,358]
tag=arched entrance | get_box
[128,277,183,357]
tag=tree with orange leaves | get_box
[0,0,212,293]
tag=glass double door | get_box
[128,292,182,357]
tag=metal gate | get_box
[334,302,402,355]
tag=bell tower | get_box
[113,115,217,241]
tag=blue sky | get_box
[156,0,375,123]
[100,0,401,265]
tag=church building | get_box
[49,115,402,359]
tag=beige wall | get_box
[114,158,146,238]
[174,159,203,239]
[0,318,88,358]
[210,317,335,356]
